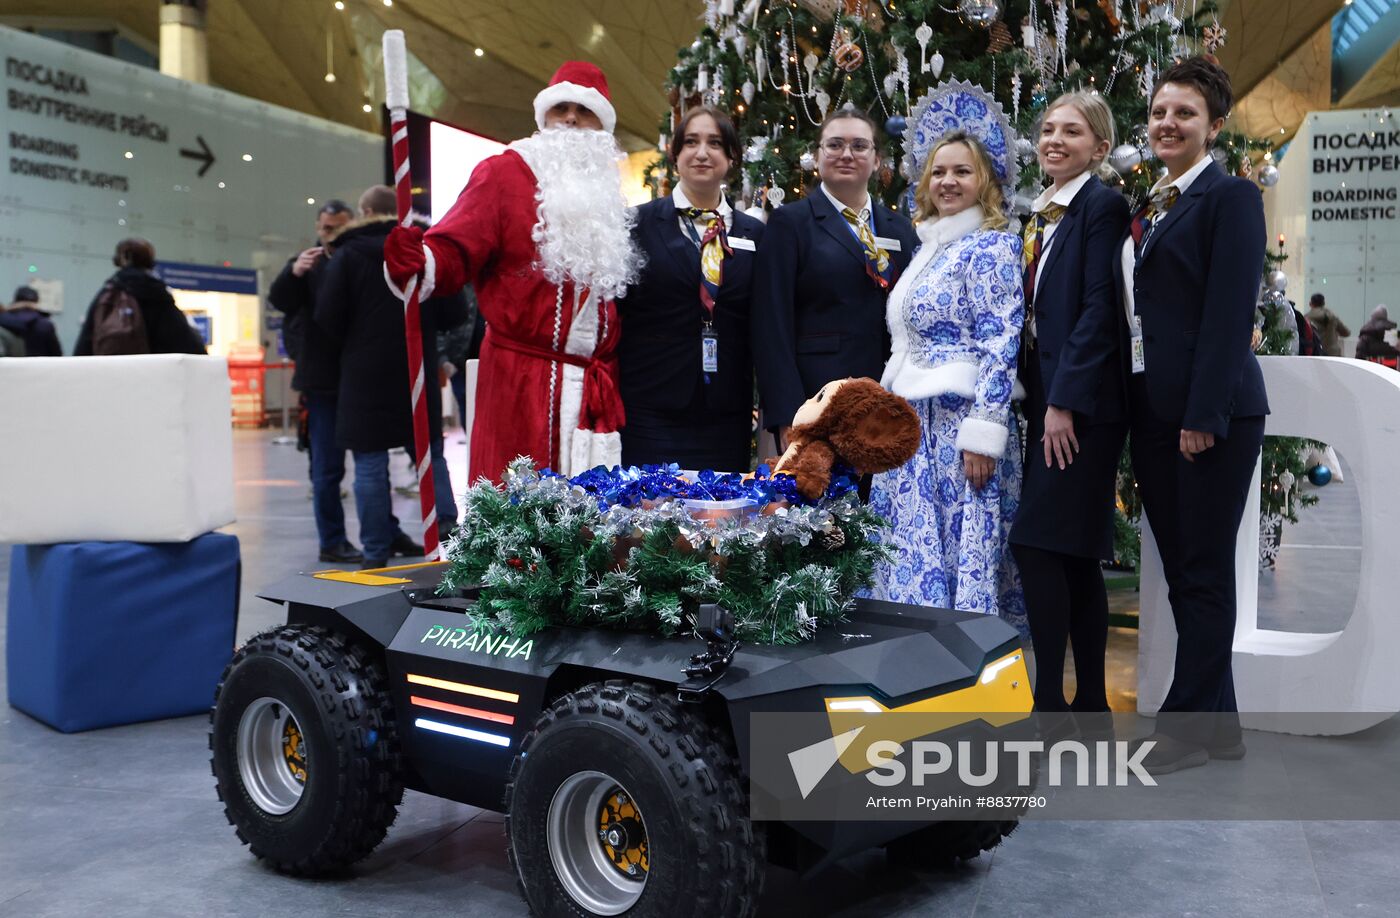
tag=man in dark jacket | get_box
[1355,305,1398,362]
[317,185,469,568]
[1,286,63,356]
[269,200,360,564]
[73,239,206,355]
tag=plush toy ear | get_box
[826,379,921,475]
[787,440,836,500]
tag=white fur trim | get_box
[558,362,585,473]
[381,243,435,303]
[884,356,1026,403]
[420,243,436,302]
[955,416,1009,459]
[887,358,977,402]
[533,82,617,134]
[569,430,621,475]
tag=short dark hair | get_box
[12,285,38,303]
[1310,293,1325,306]
[318,199,353,217]
[113,237,156,270]
[669,106,741,166]
[819,107,880,143]
[358,184,397,217]
[1153,56,1233,123]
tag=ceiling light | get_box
[242,153,253,162]
[383,0,393,6]
[334,1,344,8]
[307,197,316,205]
[363,103,373,112]
[325,72,336,82]
[124,151,133,159]
[218,182,226,188]
[474,47,484,57]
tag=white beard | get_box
[510,128,642,302]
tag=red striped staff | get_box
[382,29,439,562]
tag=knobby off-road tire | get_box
[506,680,765,917]
[210,624,403,875]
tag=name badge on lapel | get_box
[729,237,756,251]
[873,236,902,252]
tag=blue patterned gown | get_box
[869,211,1028,635]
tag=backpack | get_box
[0,324,24,357]
[91,282,150,355]
[1293,308,1322,357]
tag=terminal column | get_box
[159,0,210,85]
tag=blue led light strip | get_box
[415,717,512,748]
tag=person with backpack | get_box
[73,238,206,356]
[1306,293,1351,357]
[1,286,62,356]
[1292,302,1323,357]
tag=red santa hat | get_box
[533,61,617,134]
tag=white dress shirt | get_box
[673,186,733,246]
[1119,152,1216,322]
[820,182,874,234]
[1029,170,1093,296]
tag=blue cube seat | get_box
[6,533,240,733]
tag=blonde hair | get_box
[1041,91,1117,181]
[913,131,1008,231]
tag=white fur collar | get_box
[914,205,985,251]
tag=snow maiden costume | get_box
[868,82,1027,634]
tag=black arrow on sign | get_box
[179,135,216,177]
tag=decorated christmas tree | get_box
[657,0,1311,570]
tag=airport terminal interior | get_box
[4,2,1400,916]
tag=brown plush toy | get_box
[770,377,921,500]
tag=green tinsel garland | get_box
[437,459,891,645]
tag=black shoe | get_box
[1073,710,1116,744]
[1207,740,1247,761]
[438,520,458,542]
[1038,710,1079,745]
[318,542,364,564]
[389,532,424,558]
[1131,733,1209,775]
[360,558,388,571]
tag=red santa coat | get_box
[424,149,623,483]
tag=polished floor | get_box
[0,430,1393,918]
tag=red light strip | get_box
[409,694,516,726]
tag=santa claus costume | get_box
[386,62,641,483]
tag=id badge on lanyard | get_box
[1129,313,1146,374]
[701,323,719,375]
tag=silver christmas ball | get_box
[958,0,1003,29]
[1258,164,1280,187]
[1267,269,1288,293]
[1108,143,1143,174]
[799,151,817,171]
[1016,137,1036,160]
[1211,148,1229,166]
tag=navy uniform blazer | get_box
[1116,161,1270,436]
[751,189,918,428]
[618,197,765,415]
[1029,175,1131,423]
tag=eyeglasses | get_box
[820,138,875,155]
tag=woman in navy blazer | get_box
[1119,58,1269,774]
[1008,92,1130,726]
[618,106,764,471]
[752,109,918,444]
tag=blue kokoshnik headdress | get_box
[902,79,1020,213]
